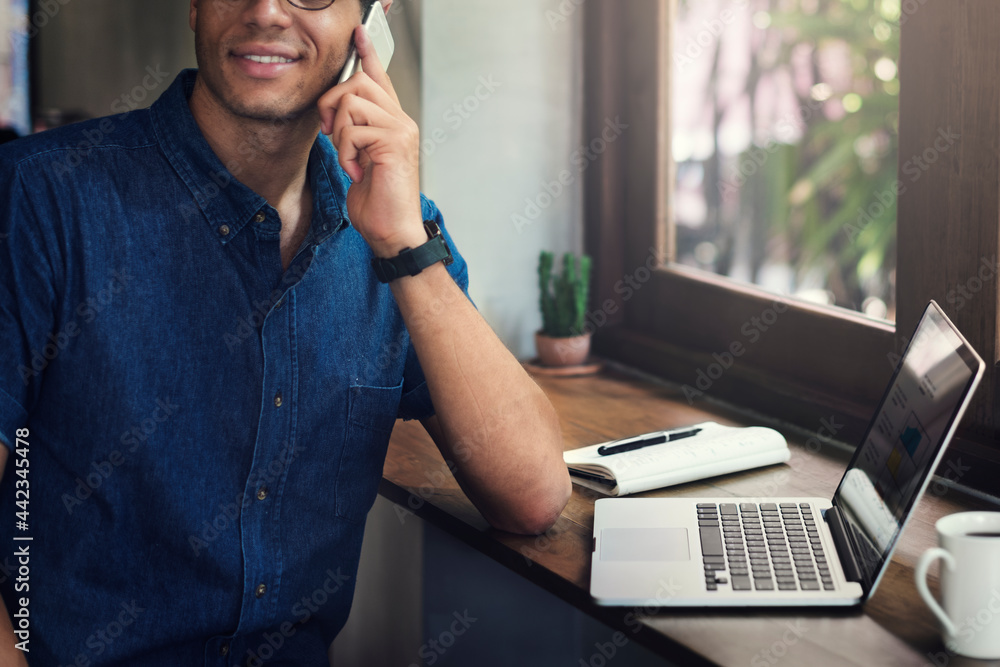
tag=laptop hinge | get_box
[825,506,863,583]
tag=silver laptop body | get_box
[590,301,985,607]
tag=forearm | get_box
[391,263,571,534]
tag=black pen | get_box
[597,428,703,456]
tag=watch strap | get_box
[371,221,454,283]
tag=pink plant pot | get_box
[535,331,592,367]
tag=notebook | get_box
[590,301,984,606]
[565,422,791,496]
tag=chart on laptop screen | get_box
[856,313,972,522]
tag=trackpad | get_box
[600,527,690,561]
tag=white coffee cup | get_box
[915,511,1000,659]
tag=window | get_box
[0,0,31,137]
[672,0,900,321]
[580,0,1000,492]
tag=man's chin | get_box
[227,99,312,126]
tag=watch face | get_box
[422,219,442,239]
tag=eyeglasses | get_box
[285,0,336,9]
[215,0,338,13]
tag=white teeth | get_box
[243,54,294,64]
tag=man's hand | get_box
[318,24,425,258]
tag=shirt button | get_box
[274,393,283,408]
[253,212,266,223]
[257,487,268,501]
[219,643,230,657]
[255,583,267,598]
[218,225,231,237]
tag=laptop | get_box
[590,300,985,606]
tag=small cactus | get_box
[538,251,592,337]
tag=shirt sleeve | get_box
[0,162,60,452]
[396,195,472,422]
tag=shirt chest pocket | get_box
[335,381,404,521]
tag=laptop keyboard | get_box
[697,502,835,592]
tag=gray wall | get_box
[420,0,584,358]
[36,2,196,119]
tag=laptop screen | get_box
[832,302,983,589]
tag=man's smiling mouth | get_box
[242,55,296,64]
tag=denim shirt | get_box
[0,69,468,666]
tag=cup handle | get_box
[915,547,958,638]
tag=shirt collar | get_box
[150,69,349,246]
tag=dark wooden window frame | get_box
[581,0,1000,494]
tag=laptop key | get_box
[800,580,821,591]
[720,503,739,515]
[731,575,752,590]
[754,578,775,590]
[699,526,724,557]
[778,582,797,591]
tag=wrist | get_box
[367,218,427,258]
[371,219,454,283]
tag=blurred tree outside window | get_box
[672,0,899,321]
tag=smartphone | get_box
[337,1,395,85]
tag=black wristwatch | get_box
[371,220,454,283]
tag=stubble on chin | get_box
[195,38,348,125]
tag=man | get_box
[0,0,571,664]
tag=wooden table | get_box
[379,364,1000,667]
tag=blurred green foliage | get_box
[682,0,899,314]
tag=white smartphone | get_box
[337,1,395,85]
